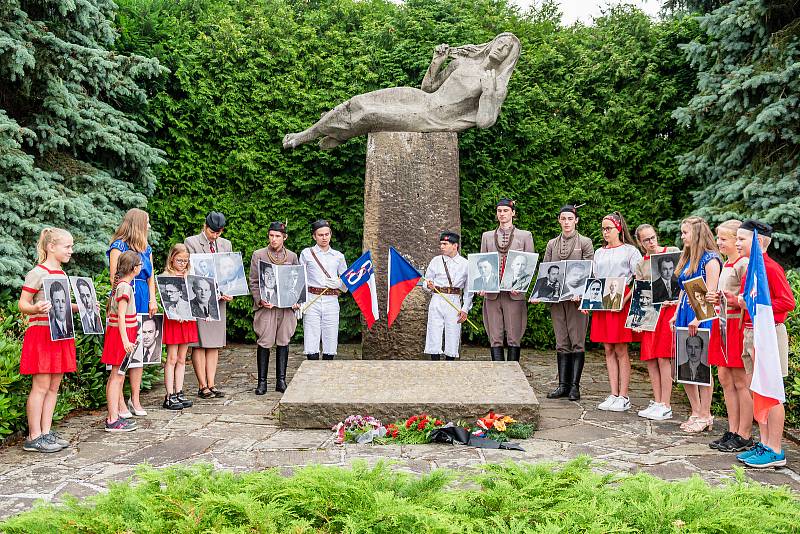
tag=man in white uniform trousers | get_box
[423,232,473,360]
[299,219,348,360]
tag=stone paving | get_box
[1,344,799,519]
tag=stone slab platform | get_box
[278,360,539,428]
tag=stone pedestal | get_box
[362,131,460,360]
[278,360,539,429]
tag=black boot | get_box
[322,353,335,360]
[507,346,521,362]
[275,345,289,393]
[255,347,269,395]
[306,353,320,360]
[490,347,504,361]
[568,351,585,401]
[547,353,571,399]
[429,354,441,361]
[445,356,456,361]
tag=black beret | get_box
[740,219,773,237]
[268,221,287,234]
[311,219,331,233]
[205,211,226,231]
[496,198,516,209]
[560,204,578,216]
[439,231,460,244]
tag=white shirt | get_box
[423,254,473,313]
[300,245,348,288]
[593,244,642,283]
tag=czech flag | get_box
[743,229,785,424]
[387,247,422,328]
[340,251,379,329]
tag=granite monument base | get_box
[278,360,539,429]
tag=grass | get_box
[2,457,798,533]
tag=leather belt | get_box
[308,286,341,297]
[434,286,462,295]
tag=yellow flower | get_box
[501,416,516,424]
[493,420,506,431]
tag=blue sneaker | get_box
[736,443,763,463]
[743,445,786,468]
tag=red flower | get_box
[434,419,444,426]
[417,421,427,431]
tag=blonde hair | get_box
[164,243,190,275]
[36,227,72,263]
[634,223,657,253]
[110,208,149,253]
[107,250,140,315]
[677,216,719,274]
[716,219,741,238]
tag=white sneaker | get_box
[608,396,631,412]
[649,404,673,421]
[637,400,657,418]
[598,395,618,411]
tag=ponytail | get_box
[36,227,72,263]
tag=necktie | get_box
[210,241,216,253]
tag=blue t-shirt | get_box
[675,250,721,329]
[107,240,153,314]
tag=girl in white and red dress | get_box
[591,212,643,412]
[160,244,198,410]
[633,224,680,421]
[706,220,752,451]
[18,228,78,452]
[101,251,141,432]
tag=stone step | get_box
[278,360,539,428]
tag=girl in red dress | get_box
[101,251,141,432]
[160,244,198,410]
[18,228,77,452]
[633,224,680,421]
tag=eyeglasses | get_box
[601,227,616,232]
[640,235,657,243]
[174,259,189,264]
[135,263,143,267]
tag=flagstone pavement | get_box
[1,344,799,519]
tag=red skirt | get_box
[709,315,744,368]
[640,304,676,360]
[590,292,634,344]
[163,317,198,345]
[102,325,138,366]
[20,325,76,375]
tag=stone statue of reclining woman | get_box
[282,32,521,150]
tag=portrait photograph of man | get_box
[133,314,164,366]
[625,280,661,331]
[650,252,681,304]
[559,260,593,301]
[213,252,249,297]
[675,327,712,386]
[579,278,605,311]
[258,261,279,306]
[69,276,103,334]
[275,264,307,308]
[189,253,216,279]
[467,252,500,293]
[530,261,565,302]
[187,275,220,320]
[602,277,625,311]
[156,276,193,321]
[43,276,74,341]
[499,251,539,292]
[684,275,717,321]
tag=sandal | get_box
[209,386,225,398]
[680,415,699,431]
[197,387,214,399]
[683,417,713,433]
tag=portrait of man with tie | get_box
[499,250,539,292]
[136,314,164,365]
[676,327,711,386]
[45,277,74,341]
[188,275,220,320]
[71,276,103,334]
[468,252,500,293]
[530,261,565,302]
[650,252,681,304]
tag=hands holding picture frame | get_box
[528,260,593,303]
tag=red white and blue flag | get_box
[743,229,785,424]
[387,247,422,328]
[340,251,379,329]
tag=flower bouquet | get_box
[332,415,386,444]
[471,411,535,442]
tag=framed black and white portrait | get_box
[134,314,164,366]
[602,277,626,312]
[579,278,605,311]
[499,251,539,293]
[275,264,307,308]
[560,260,593,301]
[650,252,681,304]
[187,275,220,320]
[258,261,279,306]
[43,276,74,341]
[189,253,216,280]
[213,252,249,297]
[467,252,500,294]
[675,327,712,386]
[69,276,103,334]
[156,276,194,321]
[625,280,661,331]
[529,261,565,303]
[684,275,717,321]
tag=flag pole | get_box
[301,287,329,313]
[425,279,481,333]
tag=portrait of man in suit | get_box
[530,262,563,302]
[158,276,193,321]
[72,277,103,334]
[469,253,500,293]
[188,275,220,320]
[602,277,624,311]
[625,283,660,331]
[561,260,592,301]
[652,255,680,303]
[677,332,711,385]
[137,315,163,365]
[579,278,604,310]
[214,252,248,297]
[500,251,538,292]
[46,278,74,340]
[277,265,306,308]
[258,261,278,306]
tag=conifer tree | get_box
[0,0,167,287]
[670,0,800,259]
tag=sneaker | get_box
[737,443,764,463]
[648,404,673,421]
[598,395,618,411]
[637,400,657,418]
[162,394,184,410]
[22,435,62,453]
[743,445,786,468]
[176,390,193,408]
[718,434,754,453]
[709,431,735,450]
[42,432,69,449]
[608,396,631,412]
[105,418,137,432]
